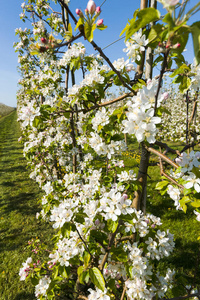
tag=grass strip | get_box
[0,111,53,300]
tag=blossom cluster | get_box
[122,78,168,143]
[123,29,149,63]
[161,151,200,218]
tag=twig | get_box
[75,227,93,259]
[54,33,83,49]
[147,146,179,169]
[57,0,77,24]
[159,157,184,189]
[98,220,123,271]
[120,285,126,300]
[180,141,200,153]
[155,141,181,156]
[90,40,133,93]
[154,50,170,115]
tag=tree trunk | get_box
[132,0,156,213]
[145,0,157,79]
[135,0,148,80]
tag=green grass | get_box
[0,103,15,118]
[0,111,53,300]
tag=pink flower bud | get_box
[123,194,128,200]
[41,37,47,44]
[166,43,170,49]
[76,8,81,15]
[104,269,109,275]
[85,8,89,15]
[97,19,103,26]
[87,0,96,14]
[173,43,181,49]
[96,6,101,14]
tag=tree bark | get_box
[135,0,148,80]
[145,0,157,79]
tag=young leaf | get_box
[89,267,105,291]
[74,17,84,32]
[155,180,169,190]
[124,8,160,41]
[83,251,90,268]
[191,21,200,64]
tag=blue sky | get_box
[0,0,199,107]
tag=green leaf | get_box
[155,180,169,190]
[30,50,40,56]
[120,9,139,36]
[31,276,39,285]
[163,13,175,29]
[191,200,200,208]
[170,64,190,77]
[74,17,84,32]
[148,24,163,43]
[179,196,190,213]
[61,222,72,238]
[77,266,85,284]
[111,246,127,262]
[68,23,72,35]
[83,252,90,268]
[191,21,200,64]
[107,220,118,232]
[103,175,113,183]
[89,267,105,291]
[32,116,42,127]
[124,8,160,41]
[84,22,95,42]
[157,106,171,117]
[179,77,191,94]
[97,24,108,31]
[59,266,70,278]
[183,188,192,196]
[77,266,85,277]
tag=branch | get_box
[75,227,93,259]
[159,157,184,189]
[155,141,181,156]
[90,40,133,93]
[120,285,126,300]
[57,0,78,24]
[147,146,179,169]
[53,33,83,49]
[76,92,133,114]
[99,92,133,107]
[181,141,200,153]
[189,100,197,125]
[154,50,170,115]
[98,220,123,271]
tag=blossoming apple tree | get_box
[15,0,200,299]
